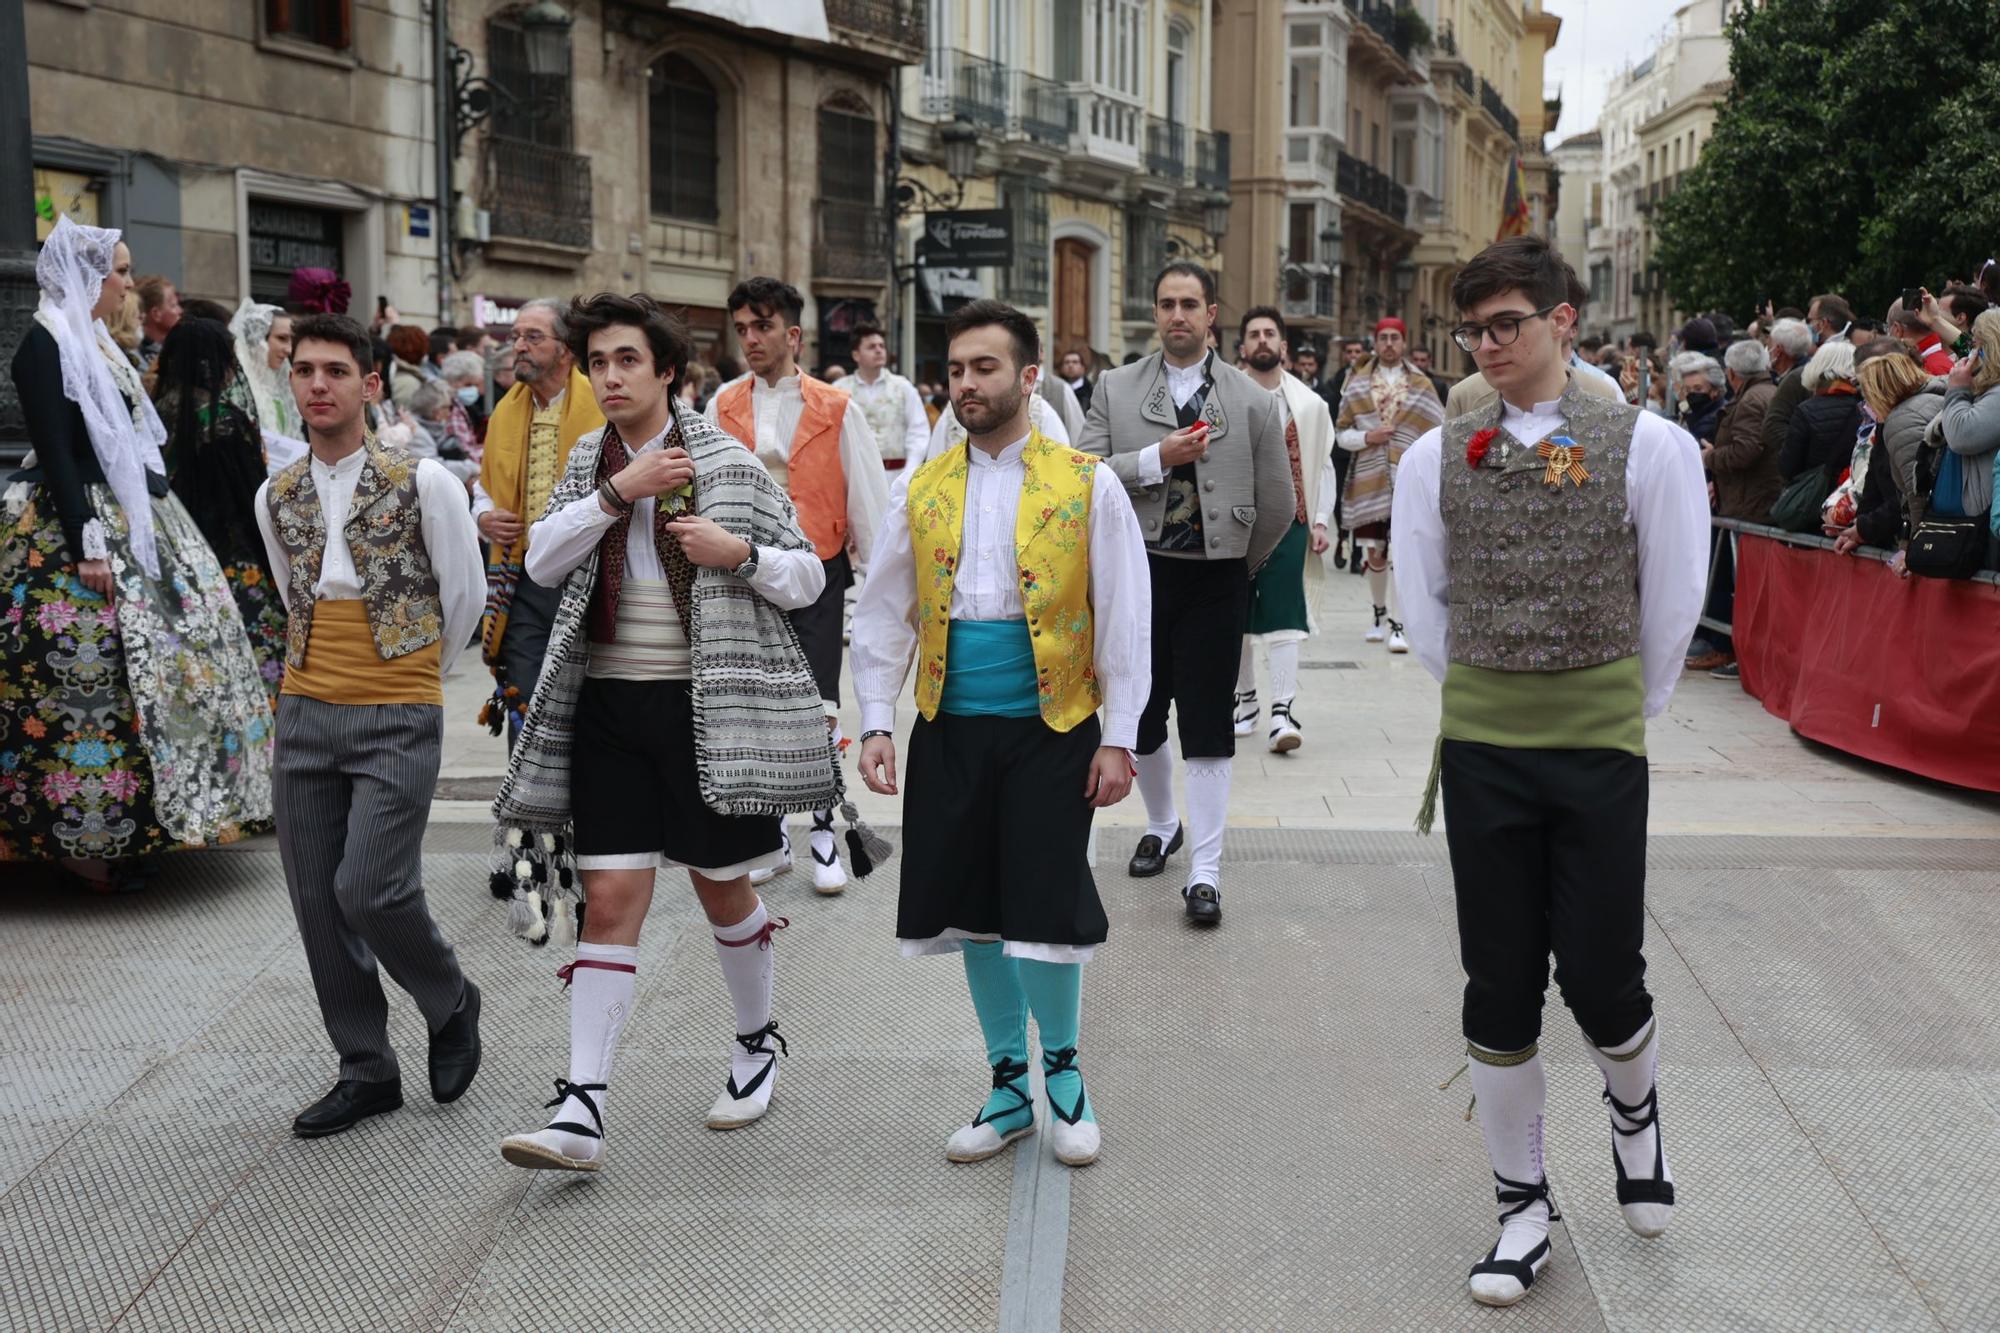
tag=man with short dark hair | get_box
[846,319,928,472]
[135,275,180,369]
[1231,306,1336,752]
[473,300,606,746]
[1393,235,1707,1308]
[1807,293,1853,345]
[1078,260,1294,927]
[707,277,888,893]
[496,293,859,1173]
[254,313,488,1139]
[1291,344,1322,390]
[1408,344,1450,399]
[853,299,1148,1169]
[1058,347,1096,412]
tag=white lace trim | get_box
[80,518,109,561]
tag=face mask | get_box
[456,385,480,406]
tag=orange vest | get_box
[715,373,850,560]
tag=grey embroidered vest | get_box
[1438,384,1642,672]
[266,441,444,667]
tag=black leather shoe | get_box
[1127,824,1184,878]
[1183,883,1222,926]
[429,981,483,1104]
[293,1079,403,1138]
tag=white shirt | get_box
[848,368,930,465]
[253,448,487,678]
[896,394,1073,502]
[522,418,826,610]
[1391,394,1709,719]
[704,373,890,575]
[470,385,567,522]
[852,433,1152,750]
[1133,354,1214,488]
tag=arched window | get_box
[650,56,720,223]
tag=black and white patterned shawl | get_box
[490,401,884,943]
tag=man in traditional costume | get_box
[706,277,889,895]
[853,299,1147,1168]
[844,320,928,476]
[1078,261,1293,927]
[1336,317,1445,653]
[1229,306,1336,753]
[496,294,877,1173]
[254,314,487,1137]
[1393,236,1706,1307]
[472,299,605,745]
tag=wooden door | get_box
[1055,238,1095,358]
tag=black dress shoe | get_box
[430,981,483,1104]
[293,1079,403,1138]
[1127,824,1184,878]
[1183,883,1222,926]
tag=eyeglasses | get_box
[510,330,550,347]
[1450,304,1561,354]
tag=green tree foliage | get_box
[1652,0,2000,321]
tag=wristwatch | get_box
[731,542,761,580]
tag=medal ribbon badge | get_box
[1535,435,1590,488]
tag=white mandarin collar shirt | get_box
[252,446,488,677]
[1165,356,1209,409]
[1391,393,1710,719]
[523,418,826,612]
[850,432,1152,750]
[704,372,891,576]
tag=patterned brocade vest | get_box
[856,370,913,463]
[266,441,445,667]
[906,432,1101,732]
[1438,384,1642,672]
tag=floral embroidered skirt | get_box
[219,559,288,702]
[0,481,275,863]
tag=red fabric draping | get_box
[1734,533,2000,792]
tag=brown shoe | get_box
[1684,650,1733,671]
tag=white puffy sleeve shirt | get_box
[1391,396,1710,719]
[254,450,487,677]
[851,436,1152,749]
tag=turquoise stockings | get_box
[961,942,1094,1133]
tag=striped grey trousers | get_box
[274,696,466,1083]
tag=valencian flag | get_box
[1497,154,1531,240]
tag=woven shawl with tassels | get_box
[490,402,890,945]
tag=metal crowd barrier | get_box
[1698,515,2000,640]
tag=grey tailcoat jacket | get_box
[1076,350,1296,572]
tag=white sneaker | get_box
[1050,1117,1101,1167]
[1231,690,1259,737]
[749,825,793,887]
[809,812,847,895]
[1388,629,1409,654]
[707,1022,784,1130]
[499,1078,605,1172]
[1267,705,1302,754]
[1365,605,1388,643]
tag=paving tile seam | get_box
[1642,902,1952,1333]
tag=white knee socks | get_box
[1184,758,1232,889]
[548,941,639,1154]
[1468,1045,1551,1265]
[1268,640,1299,707]
[1588,1018,1673,1231]
[1236,638,1257,694]
[1134,744,1179,840]
[1366,563,1389,611]
[713,900,785,1101]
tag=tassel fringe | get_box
[493,822,580,947]
[838,799,892,878]
[1414,732,1444,836]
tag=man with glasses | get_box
[1335,317,1445,652]
[473,299,606,744]
[1445,275,1621,420]
[1392,236,1707,1309]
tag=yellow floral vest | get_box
[907,431,1101,732]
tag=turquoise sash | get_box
[939,619,1042,718]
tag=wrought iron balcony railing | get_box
[1145,116,1188,181]
[1479,76,1520,142]
[922,49,1008,131]
[813,200,889,282]
[1195,130,1231,190]
[483,136,592,250]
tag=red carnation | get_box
[1466,427,1499,468]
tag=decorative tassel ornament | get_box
[1414,733,1445,836]
[549,897,577,949]
[524,889,548,945]
[487,869,513,901]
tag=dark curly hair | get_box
[563,292,693,387]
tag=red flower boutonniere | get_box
[1466,427,1499,468]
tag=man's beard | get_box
[957,384,1023,436]
[1247,348,1282,373]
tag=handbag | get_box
[1768,463,1832,533]
[1906,446,1986,579]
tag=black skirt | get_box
[897,711,1107,955]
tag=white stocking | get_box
[1268,639,1299,706]
[1184,757,1232,889]
[1236,637,1257,694]
[1134,744,1179,840]
[1468,1045,1551,1265]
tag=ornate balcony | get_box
[1065,87,1143,170]
[813,200,888,282]
[483,136,591,251]
[1011,71,1069,148]
[824,0,926,65]
[922,49,1008,132]
[1195,131,1231,191]
[1336,150,1410,228]
[1479,76,1521,143]
[1145,116,1189,182]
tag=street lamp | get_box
[1319,221,1343,270]
[517,1,574,77]
[1202,191,1232,242]
[894,117,980,217]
